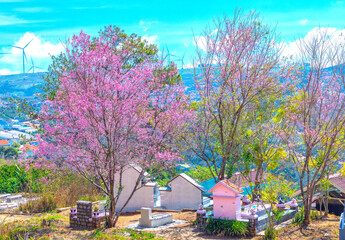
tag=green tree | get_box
[261,174,294,240]
[186,165,216,182]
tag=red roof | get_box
[19,145,37,151]
[0,140,10,146]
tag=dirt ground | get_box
[278,214,339,240]
[0,209,341,239]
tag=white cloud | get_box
[142,35,158,45]
[14,7,51,13]
[182,63,194,69]
[183,41,190,47]
[193,29,218,52]
[300,19,308,25]
[139,20,158,32]
[0,68,19,75]
[0,32,64,73]
[281,27,345,65]
[194,36,207,51]
[0,14,30,26]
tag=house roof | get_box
[229,169,267,189]
[19,145,37,151]
[329,173,345,193]
[208,179,244,194]
[0,140,10,146]
[129,164,150,177]
[292,173,345,198]
[167,173,207,192]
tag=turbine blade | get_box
[24,38,34,48]
[12,46,22,49]
[31,56,34,65]
[27,67,33,73]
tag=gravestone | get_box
[139,207,173,228]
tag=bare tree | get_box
[181,9,293,181]
[283,27,345,225]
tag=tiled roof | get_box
[228,169,267,189]
[329,173,345,193]
[0,140,10,146]
[208,179,244,194]
[222,180,244,193]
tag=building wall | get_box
[213,184,237,196]
[213,197,237,219]
[114,167,155,212]
[211,184,241,220]
[160,176,202,210]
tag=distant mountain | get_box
[0,72,45,98]
[0,70,197,99]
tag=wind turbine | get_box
[173,53,185,69]
[27,56,44,73]
[179,54,185,69]
[165,46,179,64]
[12,38,34,73]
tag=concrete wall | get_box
[114,166,155,212]
[160,175,202,210]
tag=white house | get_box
[114,165,158,212]
[160,173,206,210]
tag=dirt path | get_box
[0,210,341,239]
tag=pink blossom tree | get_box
[36,29,190,227]
[279,28,345,225]
[181,10,295,181]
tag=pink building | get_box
[208,180,244,220]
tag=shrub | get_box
[0,165,26,193]
[20,193,56,213]
[273,209,283,222]
[20,173,102,213]
[264,227,277,240]
[205,217,248,237]
[310,210,319,220]
[0,164,50,194]
[292,206,305,225]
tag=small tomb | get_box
[139,207,173,228]
[6,195,22,203]
[69,201,107,230]
[208,180,243,220]
[0,194,11,200]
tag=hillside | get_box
[0,72,45,98]
[0,70,196,99]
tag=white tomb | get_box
[139,207,173,228]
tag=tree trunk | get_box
[108,195,116,228]
[218,158,226,180]
[303,196,311,225]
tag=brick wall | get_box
[70,201,107,230]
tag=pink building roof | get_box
[208,179,244,194]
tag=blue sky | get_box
[1,0,345,74]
